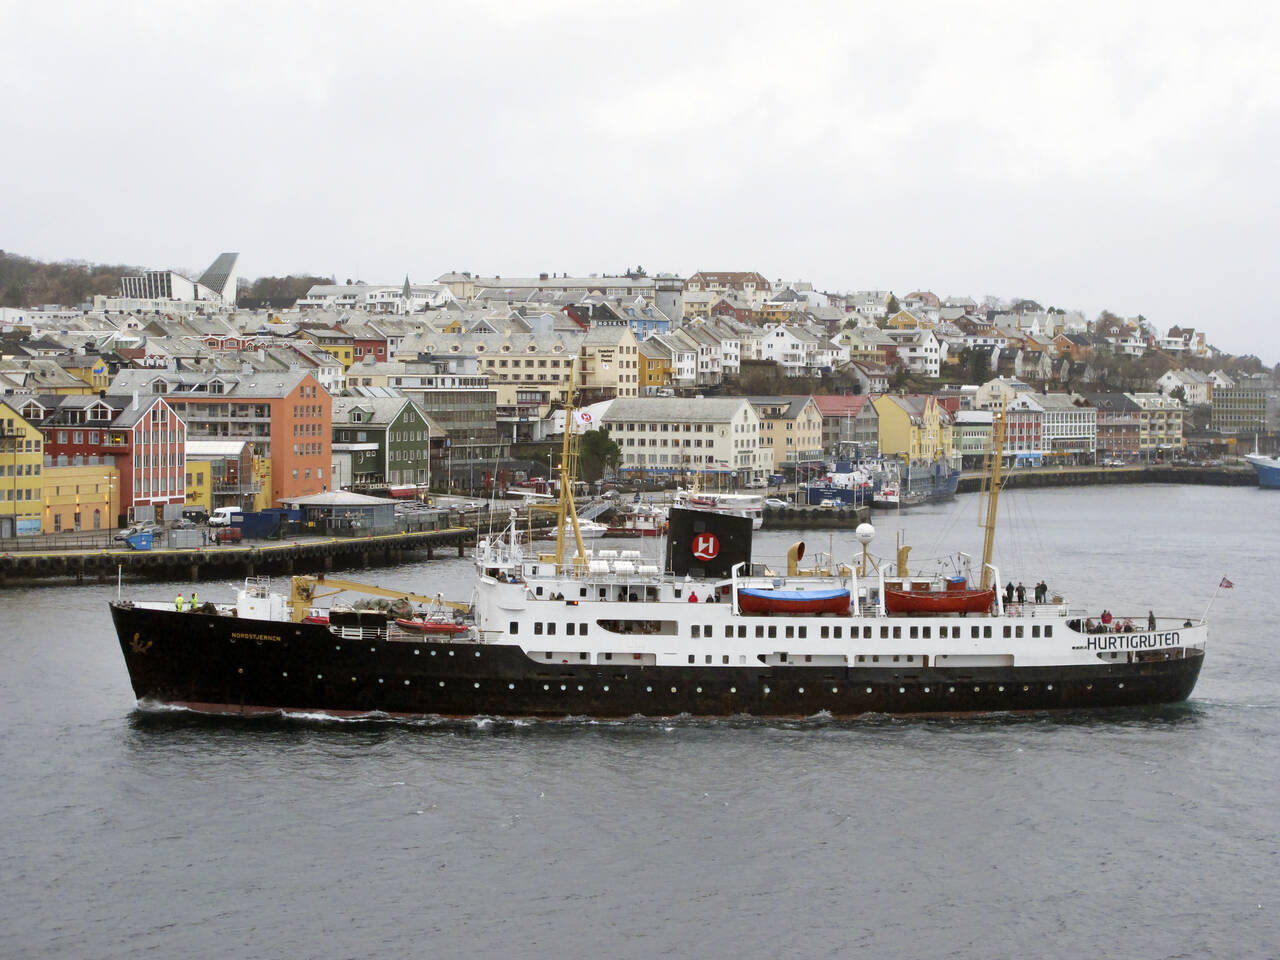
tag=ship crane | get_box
[286,575,471,624]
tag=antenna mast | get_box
[978,400,1007,590]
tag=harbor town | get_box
[1,254,1276,559]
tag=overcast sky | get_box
[6,1,1278,361]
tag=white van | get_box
[208,506,243,527]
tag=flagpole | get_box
[1200,575,1228,624]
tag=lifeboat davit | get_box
[394,618,470,635]
[883,587,996,614]
[738,588,850,615]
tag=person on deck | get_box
[1016,582,1026,603]
[174,594,185,612]
[1148,610,1156,630]
[1004,582,1015,605]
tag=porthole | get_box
[696,687,702,693]
[670,686,677,693]
[577,685,583,691]
[474,651,480,657]
[998,686,1004,692]
[603,685,610,692]
[317,674,323,679]
[431,650,437,656]
[283,672,288,677]
[237,668,244,674]
[543,684,550,691]
[832,687,838,693]
[509,683,516,690]
[730,686,737,693]
[865,687,872,694]
[1118,682,1125,689]
[1086,683,1093,690]
[474,682,480,688]
[923,686,930,693]
[948,686,955,693]
[413,650,419,655]
[378,678,384,684]
[898,687,905,693]
[1046,684,1053,690]
[369,647,375,652]
[646,686,652,692]
[560,684,566,691]
[448,650,454,657]
[763,686,771,694]
[1023,685,1029,691]
[334,645,341,650]
[973,686,980,692]
[404,680,410,685]
[798,687,805,693]
[439,681,445,687]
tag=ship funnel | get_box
[665,507,753,580]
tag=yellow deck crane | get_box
[287,575,471,624]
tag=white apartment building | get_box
[602,397,764,482]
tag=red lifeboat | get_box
[883,587,996,615]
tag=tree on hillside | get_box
[1169,385,1187,404]
[886,293,900,315]
[577,428,621,483]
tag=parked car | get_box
[171,518,196,530]
[114,520,160,541]
[765,497,788,508]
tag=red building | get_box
[22,393,186,525]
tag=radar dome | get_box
[855,522,876,546]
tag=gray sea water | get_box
[1,485,1277,960]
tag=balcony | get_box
[212,481,262,495]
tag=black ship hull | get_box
[111,604,1204,719]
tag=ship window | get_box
[581,624,588,635]
[725,626,733,638]
[547,623,556,635]
[567,623,576,636]
[1032,626,1041,638]
[972,626,980,638]
[755,626,764,638]
[909,626,918,639]
[906,655,914,662]
[509,622,518,634]
[880,626,889,639]
[923,627,931,639]
[1003,626,1011,638]
[535,586,543,596]
[984,626,992,638]
[738,626,746,638]
[768,626,777,639]
[857,655,865,663]
[534,622,543,635]
[705,625,711,636]
[820,626,829,638]
[692,626,701,638]
[706,655,712,664]
[599,587,607,598]
[953,627,962,638]
[798,627,807,638]
[834,626,842,639]
[893,627,901,639]
[863,626,871,639]
[1045,626,1053,637]
[604,652,613,660]
[722,655,730,664]
[779,653,788,662]
[579,652,587,660]
[688,654,696,663]
[893,655,900,662]
[872,655,880,662]
[579,588,587,597]
[785,626,794,639]
[1016,626,1024,638]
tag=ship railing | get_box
[329,624,389,641]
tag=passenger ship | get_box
[109,396,1205,719]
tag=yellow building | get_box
[638,339,673,392]
[0,401,46,536]
[62,356,113,392]
[885,309,934,330]
[300,328,355,370]
[184,460,213,513]
[749,396,824,471]
[872,394,954,462]
[43,463,120,533]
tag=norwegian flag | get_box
[1219,576,1234,589]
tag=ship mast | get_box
[531,358,587,567]
[977,400,1008,590]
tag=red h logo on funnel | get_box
[692,533,720,560]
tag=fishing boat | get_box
[108,380,1207,719]
[605,502,668,537]
[1244,452,1280,489]
[673,490,763,529]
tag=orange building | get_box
[110,369,332,507]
